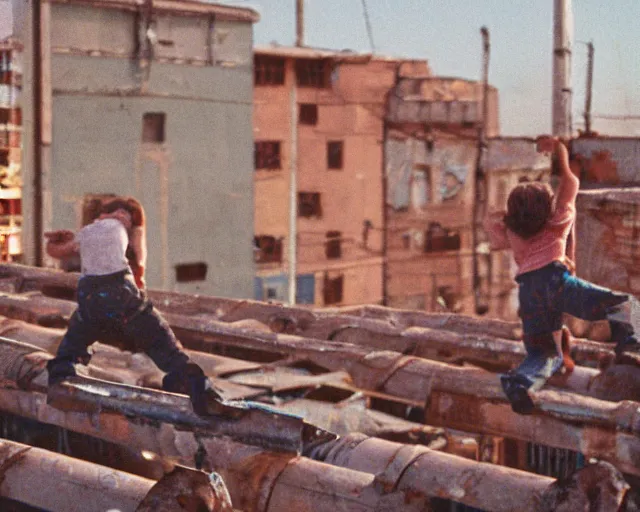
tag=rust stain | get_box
[583,150,620,184]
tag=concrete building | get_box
[10,0,258,297]
[384,77,499,314]
[572,137,640,299]
[0,37,22,262]
[252,46,429,306]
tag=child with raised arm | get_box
[44,196,221,415]
[484,136,639,414]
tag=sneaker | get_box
[189,377,228,417]
[500,374,535,415]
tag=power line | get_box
[361,0,376,53]
[592,114,640,121]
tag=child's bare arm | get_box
[537,136,579,208]
[129,226,147,289]
[44,230,79,260]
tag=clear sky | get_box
[220,0,640,137]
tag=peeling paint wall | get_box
[42,4,255,297]
[572,137,640,186]
[576,188,640,295]
[385,133,477,313]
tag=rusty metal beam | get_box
[0,438,153,512]
[0,287,639,473]
[2,319,640,480]
[0,439,233,511]
[0,291,628,402]
[309,433,628,512]
[0,318,455,449]
[0,264,618,368]
[0,337,621,511]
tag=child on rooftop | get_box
[483,136,640,414]
[44,196,222,416]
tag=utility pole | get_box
[472,26,490,315]
[296,0,304,47]
[584,41,594,134]
[552,0,573,137]
[288,1,302,305]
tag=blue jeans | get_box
[517,262,630,336]
[502,262,637,413]
[47,270,202,392]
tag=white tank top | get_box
[76,218,130,276]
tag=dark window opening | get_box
[402,232,412,249]
[254,55,286,86]
[425,222,461,252]
[325,230,342,259]
[0,150,8,167]
[254,235,283,263]
[175,262,208,282]
[296,58,331,88]
[327,141,344,170]
[254,141,282,170]
[298,192,322,218]
[323,273,344,305]
[299,104,318,125]
[142,113,165,143]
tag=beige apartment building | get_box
[252,45,429,306]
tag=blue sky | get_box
[220,0,640,137]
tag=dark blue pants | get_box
[502,262,637,413]
[47,270,203,393]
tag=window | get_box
[298,192,322,218]
[142,113,165,143]
[254,55,286,86]
[175,262,208,282]
[327,141,344,170]
[254,141,282,170]
[299,104,318,125]
[325,231,342,259]
[254,235,283,263]
[425,222,461,252]
[323,273,344,305]
[296,58,331,88]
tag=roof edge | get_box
[45,0,260,22]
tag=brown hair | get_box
[503,182,554,239]
[101,196,145,227]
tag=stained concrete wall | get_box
[385,134,477,313]
[42,4,255,297]
[572,137,640,186]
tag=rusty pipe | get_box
[309,433,628,512]
[0,438,154,512]
[0,265,617,366]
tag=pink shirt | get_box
[484,173,579,276]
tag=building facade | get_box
[0,37,22,262]
[572,136,640,300]
[384,77,499,315]
[252,46,429,307]
[11,0,257,297]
